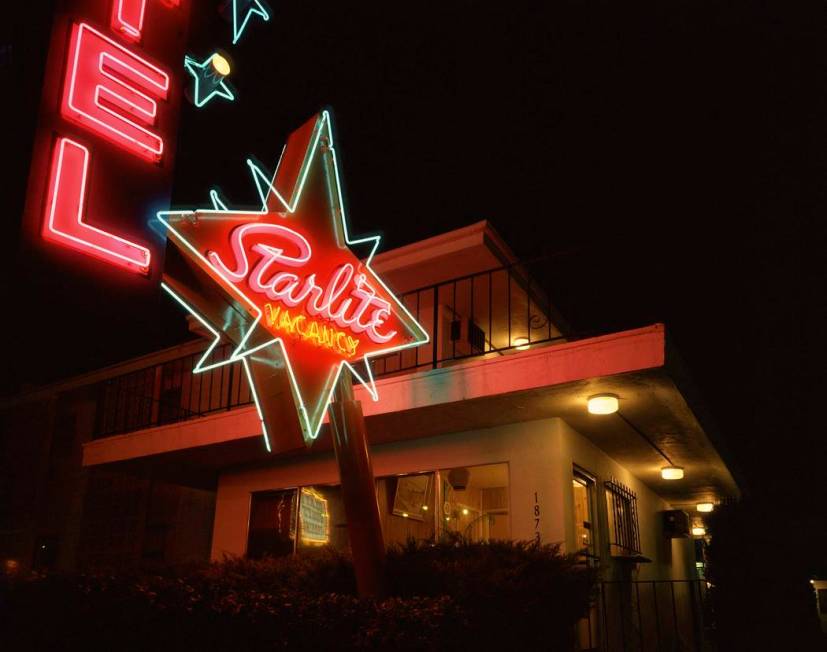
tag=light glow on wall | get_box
[697,502,714,513]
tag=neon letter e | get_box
[61,23,169,163]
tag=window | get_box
[377,473,437,546]
[604,479,641,557]
[246,463,510,557]
[439,463,510,542]
[247,489,298,558]
[572,469,596,557]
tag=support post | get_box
[327,369,386,598]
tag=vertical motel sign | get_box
[22,0,190,278]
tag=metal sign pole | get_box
[327,368,386,598]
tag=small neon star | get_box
[232,0,270,44]
[184,53,235,108]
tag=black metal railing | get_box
[93,343,253,438]
[579,580,711,652]
[370,258,567,377]
[92,259,573,439]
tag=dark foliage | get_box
[705,501,826,652]
[0,541,595,651]
[386,539,596,650]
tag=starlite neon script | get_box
[159,112,429,450]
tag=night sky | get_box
[4,0,826,585]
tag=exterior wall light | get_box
[697,502,714,513]
[514,337,530,350]
[661,465,684,480]
[462,508,469,515]
[587,393,619,415]
[421,505,428,511]
[210,52,231,76]
[691,526,706,537]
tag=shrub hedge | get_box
[0,540,595,650]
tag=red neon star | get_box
[159,112,429,449]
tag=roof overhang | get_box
[83,324,739,505]
[370,220,516,293]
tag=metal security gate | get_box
[580,580,711,652]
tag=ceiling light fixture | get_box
[587,393,619,415]
[661,466,685,480]
[588,395,687,482]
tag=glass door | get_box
[572,470,596,558]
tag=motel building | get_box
[1,221,738,650]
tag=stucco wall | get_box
[555,419,695,581]
[212,417,695,581]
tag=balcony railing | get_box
[92,259,580,439]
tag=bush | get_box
[386,539,596,650]
[0,541,594,651]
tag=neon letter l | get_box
[43,137,151,274]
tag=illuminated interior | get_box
[572,473,595,556]
[438,463,510,543]
[244,463,510,556]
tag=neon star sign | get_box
[159,112,428,450]
[184,53,235,108]
[231,0,270,44]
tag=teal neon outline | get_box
[232,0,270,45]
[240,356,272,453]
[209,188,228,210]
[184,54,235,108]
[161,281,272,452]
[158,111,429,445]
